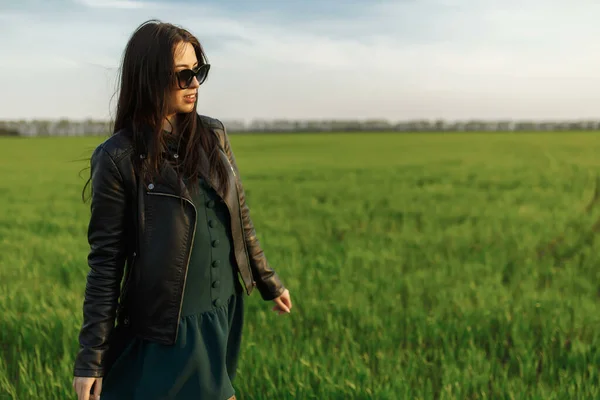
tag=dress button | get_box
[212,260,220,268]
[212,281,220,289]
[206,200,215,208]
[208,219,216,228]
[212,239,220,248]
[213,299,222,307]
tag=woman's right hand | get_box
[72,376,102,400]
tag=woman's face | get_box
[168,41,200,116]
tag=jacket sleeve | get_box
[219,121,286,301]
[73,144,127,377]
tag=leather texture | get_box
[73,114,285,378]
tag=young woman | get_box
[72,20,293,400]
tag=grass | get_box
[1,131,600,399]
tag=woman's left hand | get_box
[272,289,292,315]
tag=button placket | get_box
[206,191,221,308]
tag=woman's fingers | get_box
[82,382,91,400]
[277,298,290,313]
[77,383,88,400]
[282,293,292,310]
[270,289,293,315]
[92,377,103,399]
[273,297,290,314]
[73,377,96,400]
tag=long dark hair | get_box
[83,19,229,201]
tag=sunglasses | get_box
[175,64,210,89]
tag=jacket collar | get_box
[136,115,222,204]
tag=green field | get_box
[1,132,600,399]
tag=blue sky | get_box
[1,0,599,121]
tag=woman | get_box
[72,19,292,400]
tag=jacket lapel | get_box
[159,161,193,203]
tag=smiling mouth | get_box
[184,93,196,99]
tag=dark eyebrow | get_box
[175,61,199,68]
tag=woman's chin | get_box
[177,104,197,114]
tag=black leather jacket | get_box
[73,114,286,378]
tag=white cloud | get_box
[73,0,153,9]
[1,0,600,120]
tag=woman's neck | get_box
[162,116,177,135]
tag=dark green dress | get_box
[100,167,245,399]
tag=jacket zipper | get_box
[235,188,253,282]
[119,252,136,325]
[223,158,254,283]
[146,191,197,343]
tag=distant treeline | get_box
[2,118,600,136]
